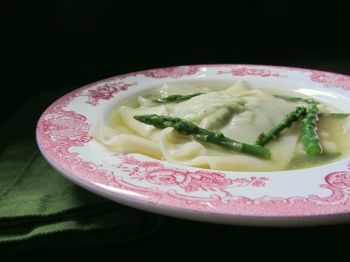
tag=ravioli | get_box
[91,80,350,172]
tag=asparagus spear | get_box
[301,103,323,156]
[255,106,307,146]
[273,94,320,104]
[134,114,271,159]
[152,93,204,103]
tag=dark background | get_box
[3,0,350,124]
[3,0,350,260]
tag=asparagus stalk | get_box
[273,95,320,104]
[152,93,204,103]
[301,103,323,156]
[255,106,306,146]
[134,114,271,159]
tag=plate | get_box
[36,64,350,226]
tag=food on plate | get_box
[134,114,271,159]
[91,80,350,171]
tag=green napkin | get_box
[0,140,162,249]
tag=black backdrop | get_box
[3,0,350,260]
[4,1,350,118]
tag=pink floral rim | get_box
[36,64,350,222]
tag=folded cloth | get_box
[0,140,162,250]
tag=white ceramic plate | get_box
[36,64,350,226]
